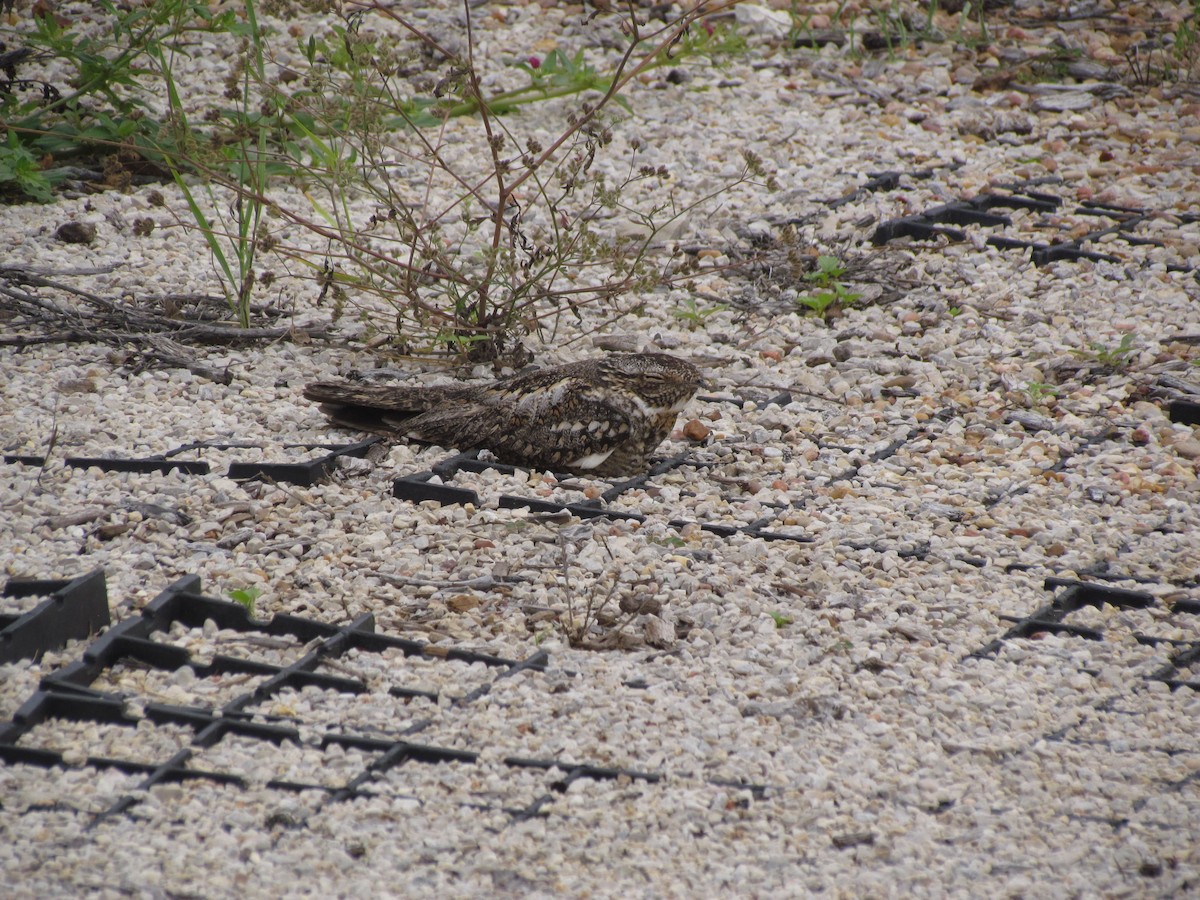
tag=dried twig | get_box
[0,265,330,379]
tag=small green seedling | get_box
[804,255,849,287]
[1023,381,1059,404]
[796,282,862,316]
[796,255,862,317]
[769,611,794,628]
[672,297,728,328]
[1082,334,1138,370]
[228,586,262,616]
[650,535,687,548]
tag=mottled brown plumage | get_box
[303,353,703,476]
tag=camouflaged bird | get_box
[303,353,703,476]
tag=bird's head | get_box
[603,353,705,412]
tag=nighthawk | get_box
[303,353,703,476]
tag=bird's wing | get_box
[303,381,467,435]
[402,380,633,472]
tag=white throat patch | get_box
[569,448,616,470]
[628,393,688,418]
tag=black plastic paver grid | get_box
[385,396,1188,563]
[3,436,382,485]
[865,174,1198,272]
[1,570,109,665]
[393,446,815,543]
[7,392,1189,587]
[0,572,763,829]
[386,388,927,543]
[1170,400,1200,427]
[968,578,1200,691]
[828,167,943,208]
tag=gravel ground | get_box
[2,1,1199,896]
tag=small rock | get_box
[734,3,793,38]
[1032,92,1096,112]
[447,594,481,613]
[44,507,106,529]
[217,528,254,549]
[745,219,772,240]
[683,419,712,441]
[592,334,639,352]
[1173,438,1200,460]
[831,831,875,849]
[55,221,97,244]
[643,615,675,648]
[620,594,663,616]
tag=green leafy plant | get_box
[649,535,687,548]
[3,0,764,352]
[1,0,278,323]
[678,17,749,63]
[796,282,862,316]
[243,0,765,360]
[950,1,990,48]
[0,132,54,202]
[0,0,231,196]
[1022,381,1059,404]
[805,254,849,286]
[1177,2,1200,71]
[1024,47,1085,83]
[504,48,631,115]
[866,0,936,58]
[672,296,729,328]
[769,611,793,628]
[228,586,262,616]
[151,0,269,328]
[1123,1,1200,86]
[789,0,949,58]
[796,255,862,317]
[1080,334,1138,370]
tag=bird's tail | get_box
[303,381,436,409]
[303,381,443,435]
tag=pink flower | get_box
[702,19,714,36]
[527,56,541,69]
